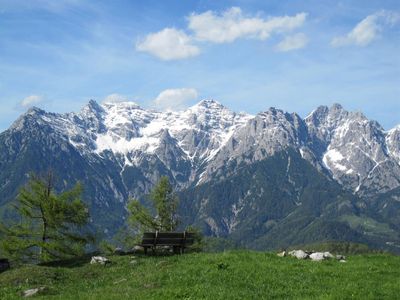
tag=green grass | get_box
[1,251,400,299]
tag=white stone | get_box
[132,245,143,252]
[336,254,346,260]
[309,252,325,261]
[114,247,125,255]
[23,287,45,297]
[323,252,334,259]
[277,251,286,257]
[289,250,308,259]
[90,256,110,265]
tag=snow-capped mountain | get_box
[306,104,400,196]
[4,99,400,199]
[71,99,253,186]
[1,99,400,251]
[2,99,254,200]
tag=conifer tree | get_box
[128,176,179,232]
[0,172,92,263]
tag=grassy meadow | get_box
[1,251,400,299]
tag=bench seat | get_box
[140,232,194,254]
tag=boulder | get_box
[129,245,143,254]
[0,258,10,272]
[114,247,125,255]
[336,254,346,260]
[339,260,347,263]
[288,250,308,259]
[277,251,286,257]
[323,252,334,259]
[309,252,334,261]
[309,252,325,261]
[23,287,46,297]
[90,256,110,265]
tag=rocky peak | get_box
[26,106,46,115]
[192,99,226,110]
[306,104,347,130]
[305,104,400,195]
[9,107,48,132]
[330,103,344,112]
[102,100,142,111]
[181,99,249,135]
[187,99,233,118]
[259,108,303,124]
[82,99,105,116]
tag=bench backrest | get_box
[0,258,10,272]
[141,232,195,246]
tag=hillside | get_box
[1,251,400,299]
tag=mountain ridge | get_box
[1,99,400,251]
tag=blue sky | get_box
[0,0,399,131]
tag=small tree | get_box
[0,172,92,263]
[128,176,179,233]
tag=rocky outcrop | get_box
[284,250,345,262]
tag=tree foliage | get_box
[128,176,179,233]
[0,172,92,263]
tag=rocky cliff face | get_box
[1,100,400,250]
[306,104,400,196]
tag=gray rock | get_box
[336,254,346,260]
[277,251,286,257]
[131,246,143,253]
[309,252,334,261]
[309,252,325,261]
[90,256,110,265]
[114,247,125,255]
[323,252,334,259]
[23,287,46,297]
[289,250,308,259]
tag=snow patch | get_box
[95,134,159,154]
[323,149,349,171]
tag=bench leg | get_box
[144,247,148,255]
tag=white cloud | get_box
[136,7,308,59]
[102,93,130,103]
[19,95,43,108]
[275,33,308,52]
[188,7,307,43]
[153,88,198,110]
[136,28,200,61]
[331,10,400,47]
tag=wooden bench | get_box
[140,231,195,255]
[0,258,10,273]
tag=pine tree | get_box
[0,172,92,263]
[128,176,179,232]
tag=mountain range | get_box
[1,99,399,251]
